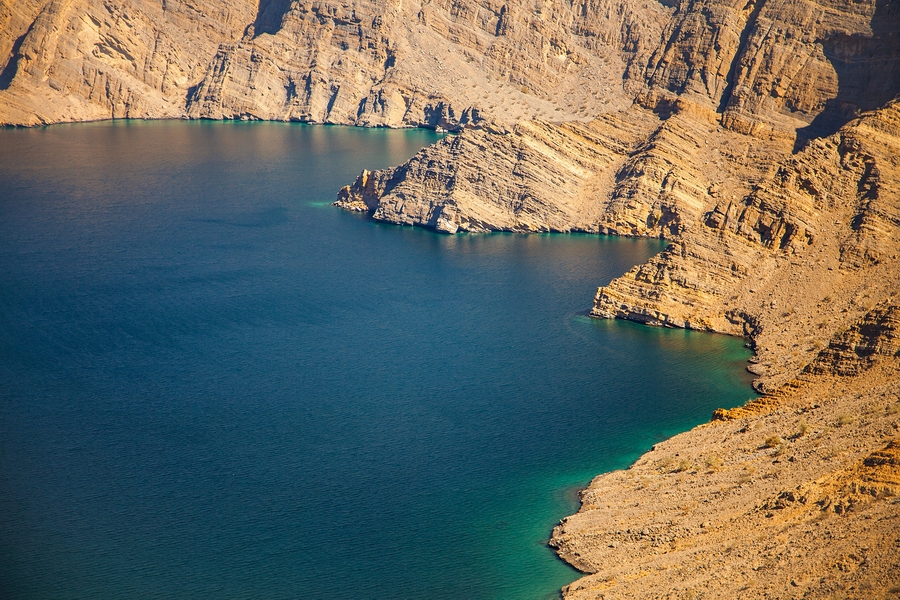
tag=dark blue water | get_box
[0,121,754,600]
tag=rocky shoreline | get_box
[549,308,900,599]
[331,77,900,600]
[335,104,900,596]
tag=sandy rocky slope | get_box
[3,0,900,596]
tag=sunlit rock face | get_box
[0,0,671,126]
[5,0,896,450]
[6,0,896,131]
[327,0,900,394]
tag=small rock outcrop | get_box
[808,304,900,377]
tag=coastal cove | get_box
[0,121,755,599]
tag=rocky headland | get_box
[3,0,899,595]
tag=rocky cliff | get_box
[1,0,670,126]
[3,0,900,595]
[0,0,256,124]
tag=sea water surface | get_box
[0,121,754,599]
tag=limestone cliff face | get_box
[3,0,895,136]
[637,0,900,139]
[0,0,670,126]
[185,0,671,126]
[594,100,900,391]
[336,110,667,231]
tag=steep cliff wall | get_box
[4,0,895,134]
[595,100,900,392]
[185,0,672,126]
[0,0,671,126]
[0,0,256,125]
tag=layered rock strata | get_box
[0,0,257,125]
[334,0,900,394]
[12,0,896,129]
[184,0,669,126]
[593,100,900,392]
[0,0,670,126]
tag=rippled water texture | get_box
[0,121,755,599]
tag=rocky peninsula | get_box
[3,0,899,595]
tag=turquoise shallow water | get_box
[0,121,755,599]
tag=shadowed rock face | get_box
[251,0,293,36]
[795,0,900,146]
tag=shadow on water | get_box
[794,0,900,151]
